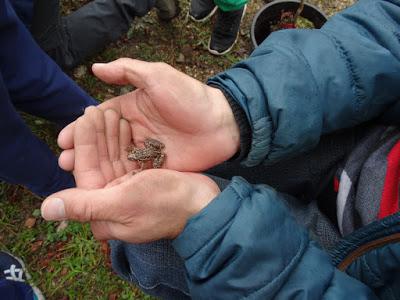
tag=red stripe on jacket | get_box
[378,141,400,219]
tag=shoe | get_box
[155,0,180,21]
[208,5,247,55]
[189,0,217,22]
[0,251,44,299]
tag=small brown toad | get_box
[127,138,166,170]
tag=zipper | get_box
[337,233,400,271]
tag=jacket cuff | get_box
[172,178,244,259]
[208,83,252,162]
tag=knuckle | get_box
[104,108,118,120]
[75,115,92,131]
[84,105,97,115]
[116,57,132,65]
[75,115,87,128]
[69,201,93,222]
[154,62,170,71]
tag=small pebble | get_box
[176,53,185,64]
[73,65,88,79]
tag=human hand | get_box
[42,112,220,243]
[59,58,240,179]
[40,169,220,243]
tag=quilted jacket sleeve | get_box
[173,177,378,299]
[170,1,400,298]
[208,0,400,166]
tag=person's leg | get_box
[189,0,217,22]
[30,0,76,69]
[155,0,180,21]
[0,251,44,300]
[110,240,190,300]
[9,0,33,27]
[32,0,177,70]
[0,71,75,197]
[0,0,97,127]
[213,0,246,12]
[208,0,247,55]
[63,0,156,69]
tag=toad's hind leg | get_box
[153,153,166,168]
[138,161,145,171]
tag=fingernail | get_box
[41,198,66,220]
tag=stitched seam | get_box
[321,32,366,124]
[255,43,321,161]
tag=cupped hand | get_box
[43,110,221,244]
[40,169,220,243]
[59,58,240,180]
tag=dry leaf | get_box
[24,217,36,228]
[31,240,43,252]
[56,220,69,232]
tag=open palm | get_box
[58,59,240,188]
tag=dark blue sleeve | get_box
[0,0,97,126]
[9,0,33,27]
[208,0,400,166]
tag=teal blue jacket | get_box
[172,0,400,298]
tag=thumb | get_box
[92,58,156,89]
[41,187,119,222]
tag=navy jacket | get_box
[172,0,400,298]
[0,0,97,196]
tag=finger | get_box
[73,115,106,188]
[85,106,116,183]
[58,149,75,171]
[119,118,137,172]
[92,58,158,89]
[104,109,125,178]
[58,120,77,150]
[41,187,120,222]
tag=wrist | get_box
[207,87,241,160]
[170,173,220,239]
[190,174,220,215]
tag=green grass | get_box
[0,183,151,299]
[0,0,349,298]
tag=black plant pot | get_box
[251,0,328,48]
